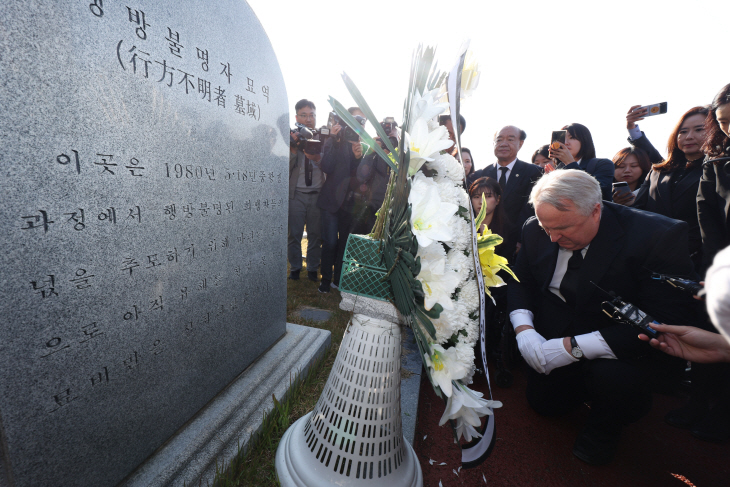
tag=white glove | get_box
[542,338,578,375]
[516,328,547,373]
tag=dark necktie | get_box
[304,157,312,186]
[559,250,584,308]
[498,166,508,189]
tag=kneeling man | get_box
[508,169,702,465]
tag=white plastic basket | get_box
[276,313,422,486]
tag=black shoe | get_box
[691,404,730,443]
[288,271,300,280]
[572,426,620,466]
[318,281,330,293]
[665,398,709,429]
[307,271,318,282]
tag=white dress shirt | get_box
[494,158,517,183]
[509,245,616,360]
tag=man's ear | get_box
[518,140,525,150]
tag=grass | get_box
[211,238,351,487]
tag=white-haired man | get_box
[508,169,704,465]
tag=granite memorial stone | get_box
[0,1,292,486]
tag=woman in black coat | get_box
[548,123,614,200]
[615,105,709,272]
[698,83,730,272]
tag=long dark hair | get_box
[468,177,507,237]
[562,123,596,162]
[612,147,651,187]
[702,84,730,159]
[461,147,475,176]
[653,106,709,171]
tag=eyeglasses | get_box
[297,113,315,119]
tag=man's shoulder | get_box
[515,159,542,176]
[604,201,685,234]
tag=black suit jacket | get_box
[508,203,702,359]
[317,138,361,213]
[470,159,543,240]
[697,160,730,270]
[632,166,703,267]
[563,158,614,201]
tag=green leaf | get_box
[423,302,443,319]
[474,193,487,229]
[328,97,398,173]
[477,234,503,249]
[341,73,397,155]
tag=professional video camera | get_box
[328,112,365,142]
[290,122,328,154]
[591,282,660,339]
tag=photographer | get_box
[288,99,324,282]
[352,132,397,234]
[316,110,366,293]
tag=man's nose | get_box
[549,232,561,243]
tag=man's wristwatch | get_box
[570,337,585,360]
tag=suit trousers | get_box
[525,358,652,433]
[288,190,322,273]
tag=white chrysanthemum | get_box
[431,300,470,344]
[408,88,449,131]
[417,243,461,311]
[461,317,480,346]
[407,119,453,176]
[426,152,464,184]
[455,341,476,383]
[444,215,471,252]
[409,173,458,248]
[436,177,468,209]
[447,249,472,287]
[423,344,468,397]
[457,278,480,312]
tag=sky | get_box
[247,0,725,171]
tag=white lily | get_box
[409,173,458,247]
[423,344,468,397]
[416,243,460,311]
[460,51,481,99]
[439,382,503,441]
[408,88,449,131]
[407,118,453,176]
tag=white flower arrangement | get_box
[327,45,511,446]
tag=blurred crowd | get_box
[287,82,730,465]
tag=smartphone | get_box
[636,102,668,117]
[551,130,566,148]
[612,181,631,196]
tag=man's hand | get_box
[626,105,647,130]
[304,151,321,163]
[612,189,636,206]
[542,338,577,374]
[638,323,730,363]
[290,131,299,154]
[330,123,342,137]
[548,142,575,165]
[515,327,547,373]
[351,141,363,159]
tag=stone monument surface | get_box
[0,1,289,486]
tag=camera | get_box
[328,112,365,142]
[381,117,398,135]
[375,135,399,152]
[290,122,325,154]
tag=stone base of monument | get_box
[119,323,330,487]
[275,293,423,487]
